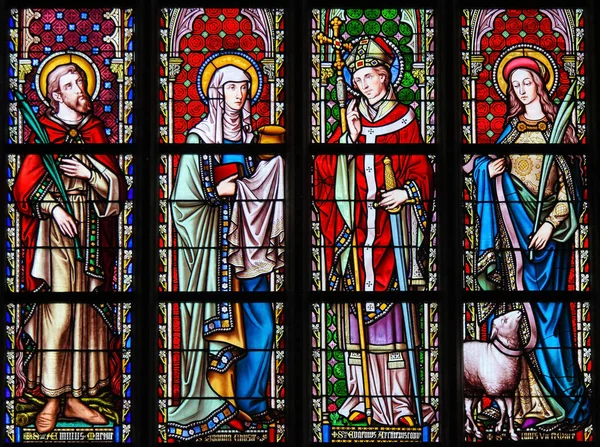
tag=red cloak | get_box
[14,115,125,292]
[28,114,109,144]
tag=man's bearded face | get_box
[58,72,92,113]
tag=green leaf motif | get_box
[382,9,399,19]
[333,362,346,379]
[399,22,414,38]
[364,9,381,19]
[401,72,415,88]
[334,380,348,397]
[333,349,345,361]
[346,9,363,19]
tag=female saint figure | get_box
[167,55,284,440]
[465,53,589,433]
[496,56,578,144]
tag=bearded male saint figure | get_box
[13,61,125,434]
[314,37,435,427]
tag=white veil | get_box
[189,65,254,144]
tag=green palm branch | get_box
[12,90,83,261]
[549,81,577,144]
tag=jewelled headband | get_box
[345,37,394,73]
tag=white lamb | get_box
[464,310,523,441]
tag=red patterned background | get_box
[462,9,585,144]
[160,8,284,144]
[18,9,129,144]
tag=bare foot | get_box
[64,398,108,425]
[36,398,60,434]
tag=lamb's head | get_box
[489,310,522,350]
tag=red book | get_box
[213,162,244,184]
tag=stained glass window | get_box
[156,8,287,444]
[158,153,284,292]
[2,1,598,446]
[312,154,437,292]
[159,8,285,144]
[311,9,435,144]
[310,6,440,444]
[463,153,588,292]
[157,7,286,294]
[8,9,134,144]
[6,153,134,293]
[461,9,585,144]
[312,302,440,441]
[463,302,592,441]
[460,7,592,444]
[5,302,132,442]
[4,8,134,443]
[158,302,285,441]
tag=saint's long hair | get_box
[505,68,578,145]
[505,68,584,185]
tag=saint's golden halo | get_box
[493,45,557,100]
[36,52,100,105]
[199,54,260,103]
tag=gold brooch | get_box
[69,129,78,138]
[516,121,548,132]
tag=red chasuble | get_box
[13,114,125,292]
[314,103,432,291]
[328,102,423,144]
